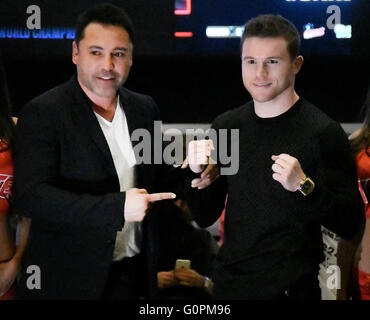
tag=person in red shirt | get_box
[0,53,30,300]
[350,87,370,300]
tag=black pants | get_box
[213,271,321,300]
[101,253,146,300]
[272,272,321,300]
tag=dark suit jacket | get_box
[13,75,167,299]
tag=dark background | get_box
[0,0,369,123]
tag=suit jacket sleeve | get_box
[13,100,125,233]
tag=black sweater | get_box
[188,98,364,299]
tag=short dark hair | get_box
[241,14,300,59]
[74,3,134,46]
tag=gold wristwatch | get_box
[298,176,315,196]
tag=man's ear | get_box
[72,41,78,65]
[293,55,304,75]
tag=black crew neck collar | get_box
[251,98,304,123]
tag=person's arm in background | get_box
[0,118,19,262]
[0,215,14,262]
[0,217,30,296]
[157,268,214,296]
[349,126,370,299]
[0,117,31,297]
[173,268,214,295]
[157,270,178,288]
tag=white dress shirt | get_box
[94,96,142,261]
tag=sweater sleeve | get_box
[300,121,365,239]
[185,117,229,228]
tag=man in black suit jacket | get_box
[13,4,177,299]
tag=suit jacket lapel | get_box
[68,75,117,176]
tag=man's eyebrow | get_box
[88,46,103,50]
[88,46,129,51]
[113,47,129,51]
[243,56,282,59]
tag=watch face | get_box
[301,178,314,195]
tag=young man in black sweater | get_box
[184,14,364,299]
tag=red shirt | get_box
[0,139,15,300]
[0,140,13,215]
[356,147,370,219]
